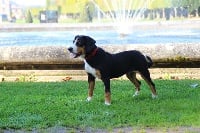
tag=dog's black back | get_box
[86,47,151,79]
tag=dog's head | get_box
[68,35,97,58]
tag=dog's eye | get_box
[76,40,84,47]
[76,42,82,47]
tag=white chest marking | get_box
[84,60,98,78]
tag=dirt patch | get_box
[1,68,200,82]
[2,126,200,133]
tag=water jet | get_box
[92,0,154,36]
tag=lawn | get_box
[0,80,200,131]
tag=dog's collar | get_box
[85,47,98,60]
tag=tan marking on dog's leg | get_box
[87,80,95,101]
[105,92,111,105]
[126,72,141,96]
[140,74,157,98]
[132,73,141,91]
[95,69,101,79]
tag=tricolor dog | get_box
[68,35,157,105]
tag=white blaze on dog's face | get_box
[71,38,78,54]
[68,36,86,58]
[68,35,97,59]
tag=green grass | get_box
[0,80,200,130]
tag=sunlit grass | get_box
[0,80,199,130]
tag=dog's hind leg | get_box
[102,78,111,105]
[139,69,157,98]
[87,73,96,101]
[126,71,141,97]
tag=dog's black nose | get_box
[68,47,73,52]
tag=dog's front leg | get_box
[87,73,95,101]
[102,78,111,105]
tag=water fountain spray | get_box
[91,0,155,36]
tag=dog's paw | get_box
[105,101,111,106]
[86,97,92,102]
[133,91,139,97]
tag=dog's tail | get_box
[145,55,153,68]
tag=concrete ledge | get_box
[1,20,200,32]
[0,43,200,70]
[102,43,200,59]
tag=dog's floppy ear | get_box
[85,36,96,45]
[84,36,97,54]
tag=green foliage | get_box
[25,10,33,23]
[165,56,189,62]
[17,74,37,82]
[54,0,87,14]
[0,80,200,131]
[172,0,200,12]
[30,8,43,17]
[171,0,200,8]
[46,0,56,10]
[46,0,50,10]
[27,0,200,19]
[23,0,199,23]
[150,0,172,9]
[79,1,95,22]
[95,0,172,10]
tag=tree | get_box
[80,1,95,22]
[46,0,51,10]
[25,10,33,23]
[172,0,200,10]
[171,0,200,17]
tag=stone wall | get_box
[0,43,199,70]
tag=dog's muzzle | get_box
[68,47,81,58]
[68,47,73,52]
